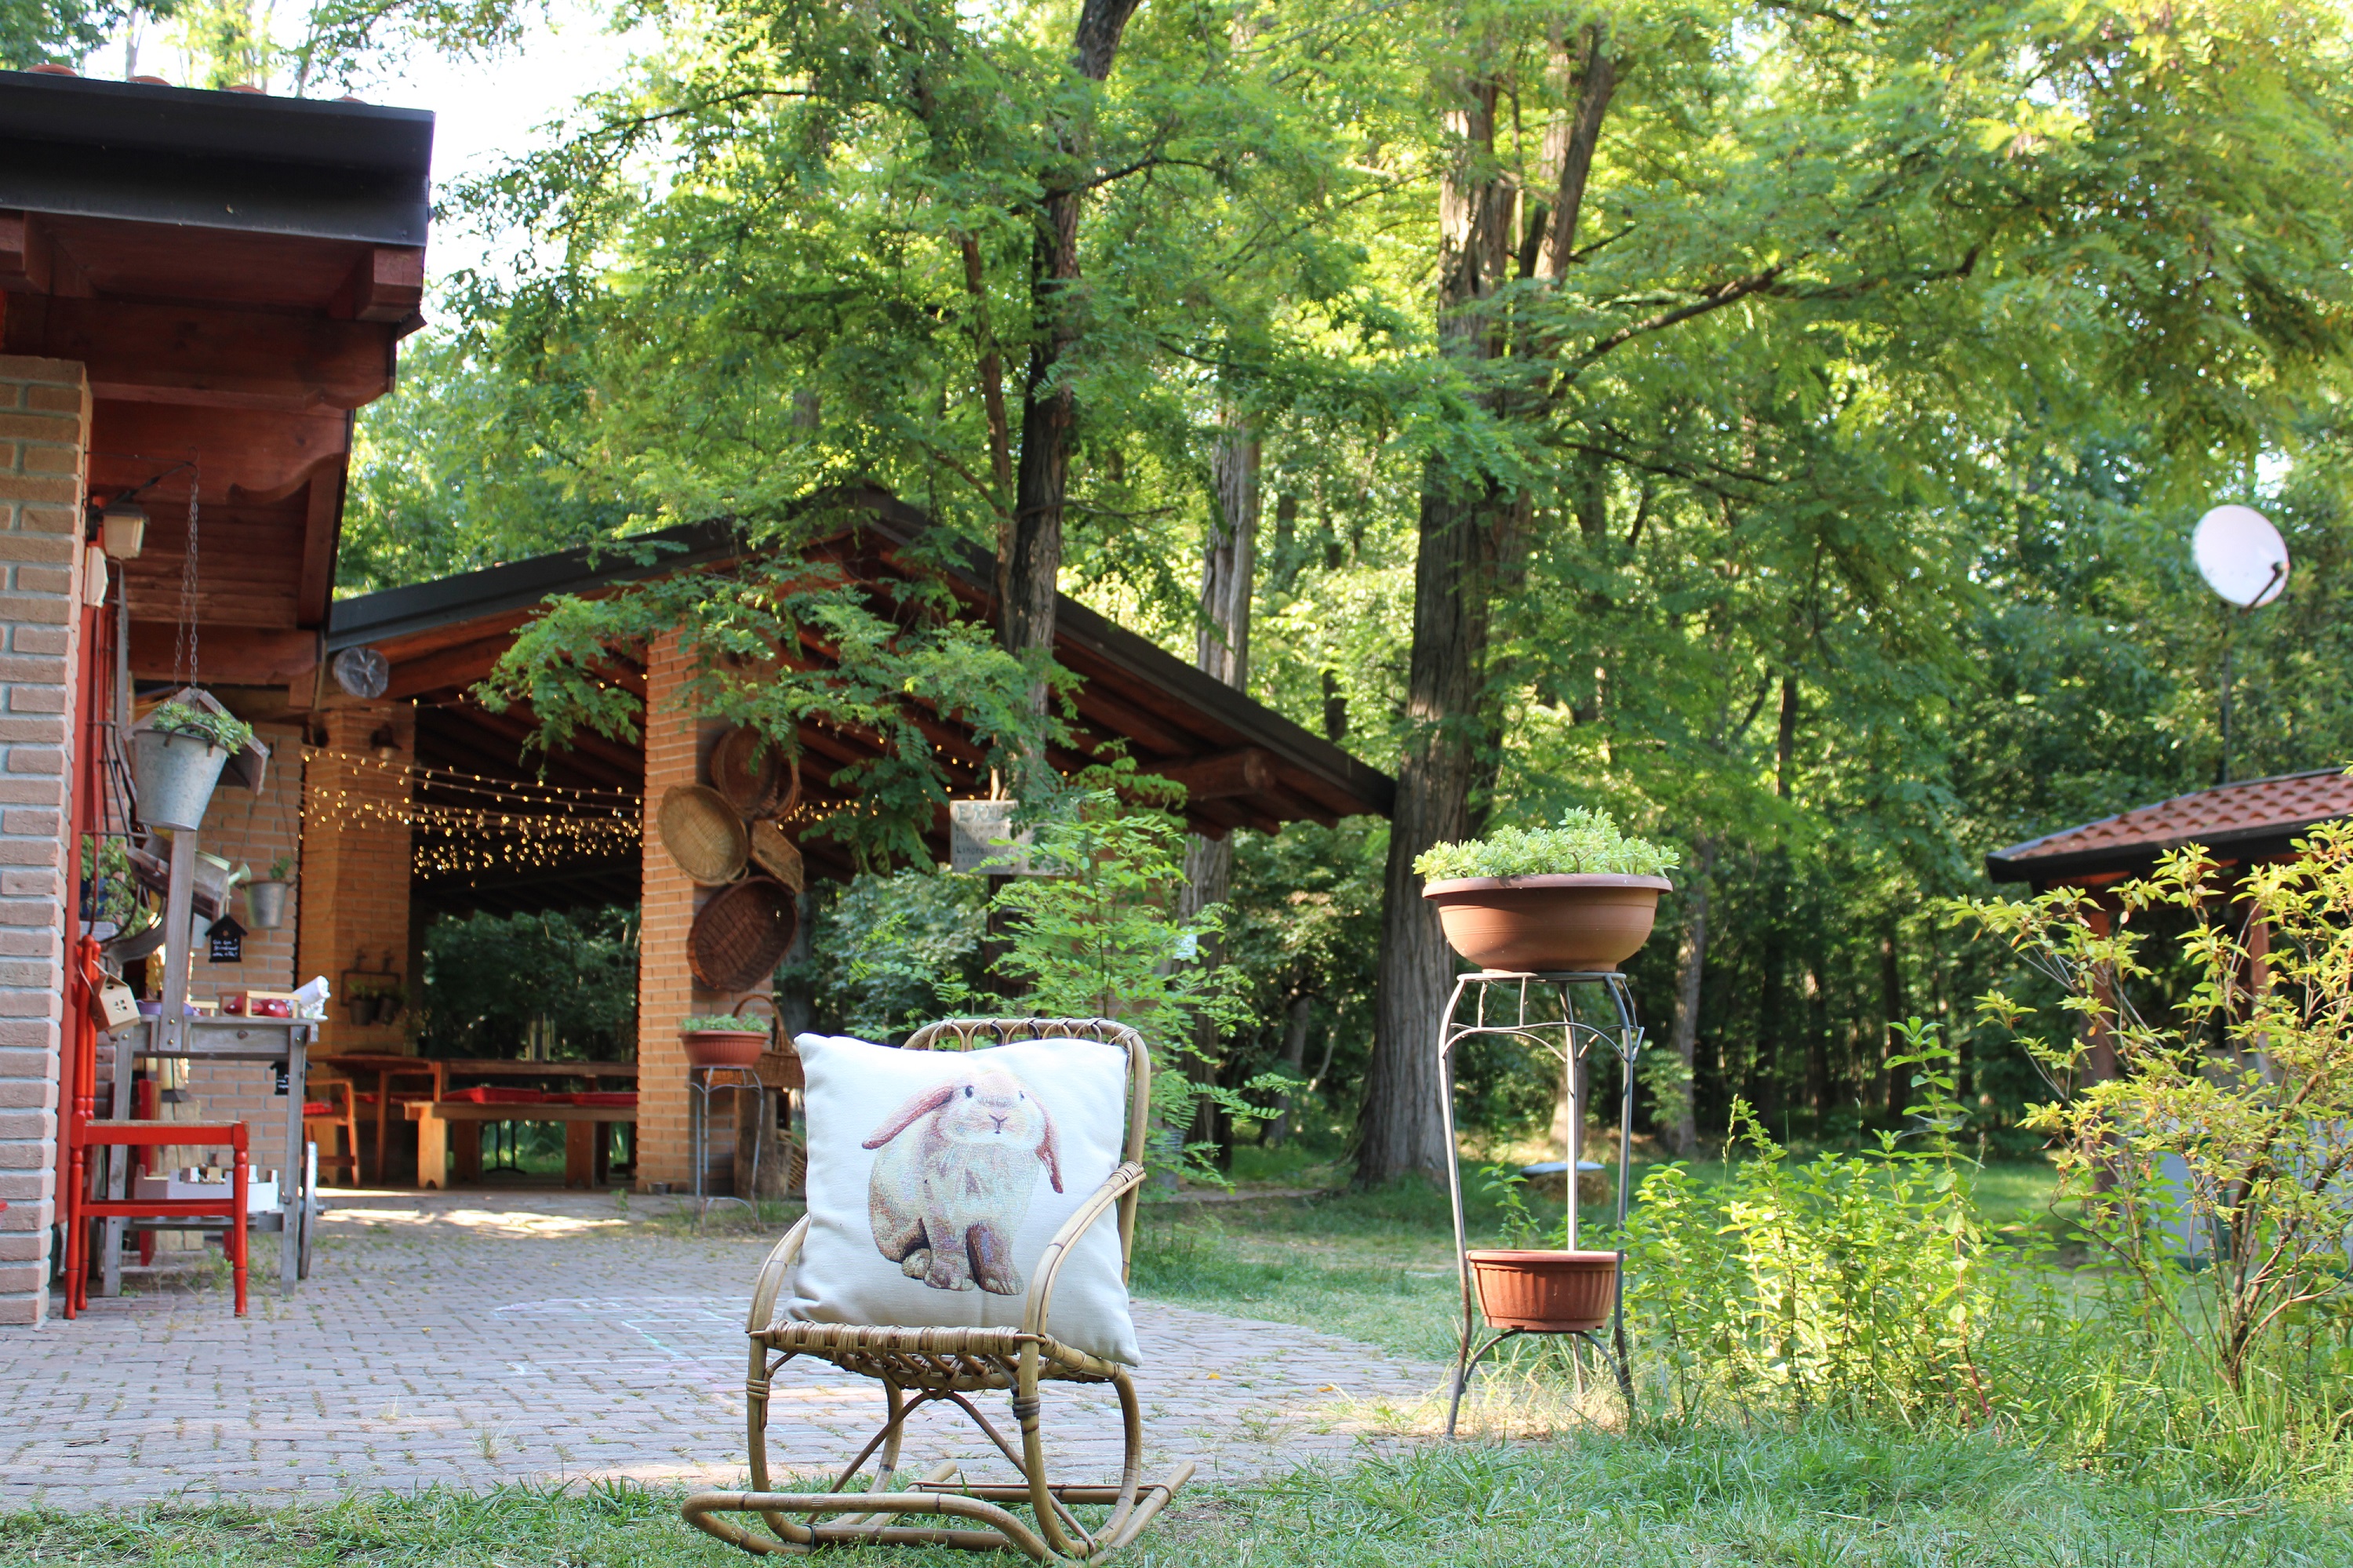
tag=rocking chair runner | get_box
[682,1017,1195,1563]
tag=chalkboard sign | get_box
[206,915,245,963]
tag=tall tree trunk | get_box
[999,0,1144,677]
[1357,33,1620,1185]
[1359,482,1494,1184]
[1270,991,1313,1146]
[1180,413,1257,1166]
[1667,836,1718,1156]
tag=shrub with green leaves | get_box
[1620,1020,1992,1421]
[1413,808,1678,882]
[1958,817,2353,1399]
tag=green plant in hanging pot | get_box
[1414,809,1678,973]
[130,693,258,832]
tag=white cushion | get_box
[782,1032,1141,1365]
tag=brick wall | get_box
[295,704,414,1058]
[0,355,91,1326]
[181,721,305,1182]
[635,637,769,1193]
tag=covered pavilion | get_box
[208,491,1396,1197]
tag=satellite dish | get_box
[2192,505,2290,608]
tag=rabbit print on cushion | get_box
[783,1033,1141,1364]
[865,1063,1064,1294]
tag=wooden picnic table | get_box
[313,1055,638,1185]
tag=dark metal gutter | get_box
[325,520,749,649]
[0,71,432,245]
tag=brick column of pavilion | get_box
[0,355,91,1326]
[295,702,416,1057]
[634,635,774,1195]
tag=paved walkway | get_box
[0,1191,1442,1508]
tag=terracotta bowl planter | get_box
[1423,874,1672,972]
[1466,1248,1619,1332]
[682,1030,767,1068]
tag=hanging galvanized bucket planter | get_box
[131,729,231,831]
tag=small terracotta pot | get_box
[682,1030,766,1068]
[1423,875,1671,972]
[1466,1248,1619,1332]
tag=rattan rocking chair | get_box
[682,1017,1195,1563]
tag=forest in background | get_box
[27,0,2353,1173]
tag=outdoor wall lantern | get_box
[100,504,146,560]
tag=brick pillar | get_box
[0,355,90,1326]
[295,704,414,1055]
[635,636,780,1193]
[636,638,697,1190]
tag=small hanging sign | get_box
[206,915,245,963]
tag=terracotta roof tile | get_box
[1988,766,2353,882]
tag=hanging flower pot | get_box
[129,694,256,833]
[242,880,289,930]
[131,729,232,832]
[1465,1249,1618,1332]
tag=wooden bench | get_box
[402,1100,636,1190]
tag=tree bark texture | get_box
[1000,0,1145,671]
[1356,33,1620,1185]
[1181,413,1257,1160]
[1667,836,1718,1156]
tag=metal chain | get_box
[172,466,199,687]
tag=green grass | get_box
[1132,1156,2070,1362]
[8,1422,2350,1566]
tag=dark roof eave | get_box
[324,519,750,648]
[327,499,1398,820]
[846,493,1396,817]
[0,71,433,246]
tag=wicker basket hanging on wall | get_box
[711,726,798,819]
[747,819,805,893]
[689,876,800,991]
[657,784,749,885]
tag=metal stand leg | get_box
[1441,970,1647,1437]
[690,1067,762,1215]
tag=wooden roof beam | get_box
[15,297,395,412]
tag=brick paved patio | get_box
[0,1191,1442,1508]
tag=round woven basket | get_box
[690,876,799,991]
[711,726,794,818]
[658,784,748,884]
[748,819,805,893]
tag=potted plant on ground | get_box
[1415,808,1678,973]
[242,854,294,930]
[131,694,256,831]
[679,1009,771,1068]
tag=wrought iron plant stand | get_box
[1439,970,1646,1437]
